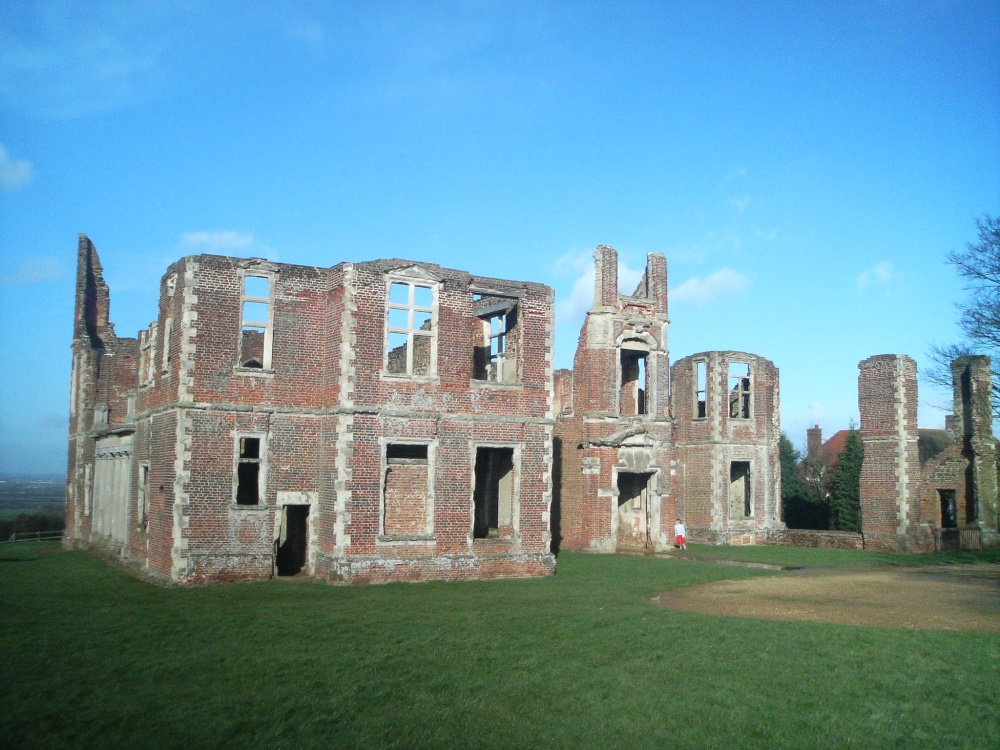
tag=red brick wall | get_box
[858,354,922,551]
[70,239,557,584]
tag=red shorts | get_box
[676,535,685,546]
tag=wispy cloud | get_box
[729,195,750,213]
[285,21,327,53]
[1,258,62,285]
[668,230,743,264]
[857,261,902,296]
[0,142,33,190]
[554,248,643,328]
[724,167,749,181]
[0,2,183,117]
[670,267,749,304]
[179,230,255,252]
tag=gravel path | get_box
[657,564,1000,631]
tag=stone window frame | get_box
[614,329,657,417]
[137,461,150,528]
[377,438,437,543]
[235,265,278,376]
[728,359,753,420]
[232,431,268,509]
[383,268,441,380]
[471,285,525,386]
[160,317,173,374]
[139,322,158,388]
[469,441,523,542]
[694,359,707,420]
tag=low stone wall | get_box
[763,528,864,550]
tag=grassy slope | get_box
[1,545,997,749]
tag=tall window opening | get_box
[383,443,430,536]
[386,281,434,376]
[729,361,751,419]
[473,447,514,539]
[139,323,157,386]
[138,463,150,526]
[620,349,648,415]
[240,275,271,370]
[473,295,519,382]
[695,360,707,418]
[729,461,752,518]
[236,436,263,505]
[939,489,957,528]
[161,317,173,372]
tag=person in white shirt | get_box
[674,519,687,550]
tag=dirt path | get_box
[657,564,1000,631]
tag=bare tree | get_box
[927,215,1000,415]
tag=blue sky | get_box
[1,0,998,474]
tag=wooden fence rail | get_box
[1,530,64,544]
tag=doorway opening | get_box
[729,461,752,518]
[939,489,958,528]
[276,504,309,576]
[473,447,514,539]
[616,472,652,551]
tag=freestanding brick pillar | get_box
[951,355,998,545]
[858,354,922,551]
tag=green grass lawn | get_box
[1,544,997,749]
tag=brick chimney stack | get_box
[806,425,822,460]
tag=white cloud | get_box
[729,195,750,213]
[0,2,178,117]
[285,21,327,52]
[1,258,62,285]
[554,249,643,328]
[670,267,749,304]
[857,261,902,296]
[0,142,33,190]
[179,230,255,252]
[667,229,743,264]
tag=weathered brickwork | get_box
[858,355,924,551]
[858,354,999,552]
[553,246,783,551]
[671,351,782,545]
[66,236,556,584]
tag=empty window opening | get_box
[473,295,518,382]
[161,317,173,372]
[139,324,157,386]
[473,448,514,539]
[616,472,651,550]
[139,463,150,526]
[236,437,262,505]
[729,362,751,419]
[939,489,957,528]
[383,444,430,536]
[620,349,648,415]
[729,461,752,518]
[240,275,271,369]
[964,463,978,524]
[276,505,309,576]
[695,360,707,418]
[386,281,434,376]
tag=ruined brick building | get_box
[553,246,782,552]
[857,354,998,552]
[66,235,556,583]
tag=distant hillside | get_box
[0,475,66,516]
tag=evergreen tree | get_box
[829,430,863,532]
[780,432,828,529]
